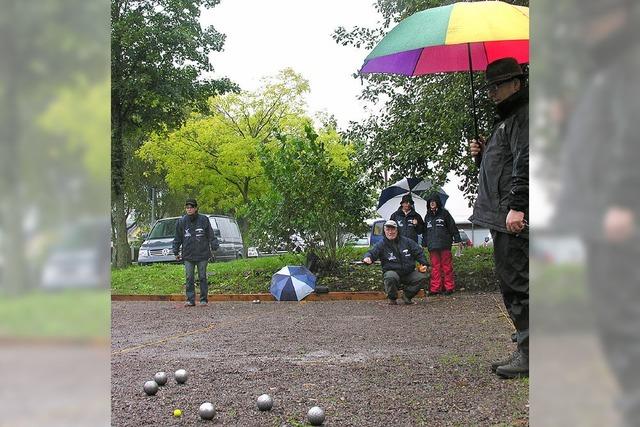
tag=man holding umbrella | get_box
[469,57,529,378]
[363,220,429,305]
[390,194,425,243]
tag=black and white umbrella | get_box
[377,177,448,219]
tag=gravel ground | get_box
[111,292,529,426]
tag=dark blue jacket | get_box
[173,214,219,262]
[364,235,428,276]
[423,197,460,251]
[390,207,424,243]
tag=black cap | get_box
[185,198,198,207]
[483,57,524,88]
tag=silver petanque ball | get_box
[174,369,188,384]
[153,372,168,386]
[256,394,273,411]
[198,402,216,420]
[307,406,325,425]
[143,380,159,396]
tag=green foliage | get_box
[137,69,311,233]
[333,0,529,203]
[111,255,305,295]
[111,0,237,267]
[112,246,497,295]
[250,126,372,270]
[451,246,498,291]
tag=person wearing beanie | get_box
[390,194,425,244]
[468,57,529,379]
[172,198,220,306]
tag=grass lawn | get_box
[112,247,498,295]
[0,289,110,339]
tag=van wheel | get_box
[236,252,243,260]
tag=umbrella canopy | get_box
[360,1,529,137]
[377,177,448,219]
[360,1,529,75]
[270,266,317,301]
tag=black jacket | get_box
[364,235,428,276]
[173,213,220,262]
[423,198,461,251]
[470,89,528,236]
[390,207,424,243]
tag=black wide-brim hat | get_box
[482,57,524,88]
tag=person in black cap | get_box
[390,194,424,244]
[173,198,219,306]
[468,57,529,378]
[362,219,429,305]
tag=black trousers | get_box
[587,241,640,422]
[492,230,529,354]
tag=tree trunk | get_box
[112,192,131,268]
[111,117,131,268]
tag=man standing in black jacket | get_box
[390,194,424,243]
[173,198,220,307]
[469,57,529,378]
[363,220,429,305]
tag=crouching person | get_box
[363,220,429,305]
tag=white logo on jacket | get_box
[387,252,396,261]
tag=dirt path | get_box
[111,292,528,426]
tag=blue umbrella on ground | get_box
[270,266,317,301]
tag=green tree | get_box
[250,126,371,271]
[111,0,236,268]
[334,0,529,203]
[138,69,310,238]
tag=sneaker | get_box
[444,290,455,296]
[199,301,208,306]
[490,350,520,372]
[427,291,441,296]
[388,299,398,305]
[495,351,529,378]
[184,301,195,307]
[401,294,414,305]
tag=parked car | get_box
[41,218,110,290]
[458,229,473,247]
[137,214,244,265]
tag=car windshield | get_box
[459,230,469,241]
[148,219,178,239]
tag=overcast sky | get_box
[201,0,478,221]
[202,0,381,129]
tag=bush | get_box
[111,246,498,295]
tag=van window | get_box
[148,219,178,239]
[217,217,241,243]
[208,217,218,231]
[373,221,384,237]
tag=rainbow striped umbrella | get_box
[360,1,529,136]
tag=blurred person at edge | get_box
[363,220,429,306]
[390,194,425,243]
[555,1,640,425]
[468,57,529,379]
[173,198,219,307]
[422,195,461,296]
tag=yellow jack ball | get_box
[173,409,182,417]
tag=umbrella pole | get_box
[466,43,479,139]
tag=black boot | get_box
[490,350,519,373]
[495,351,529,378]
